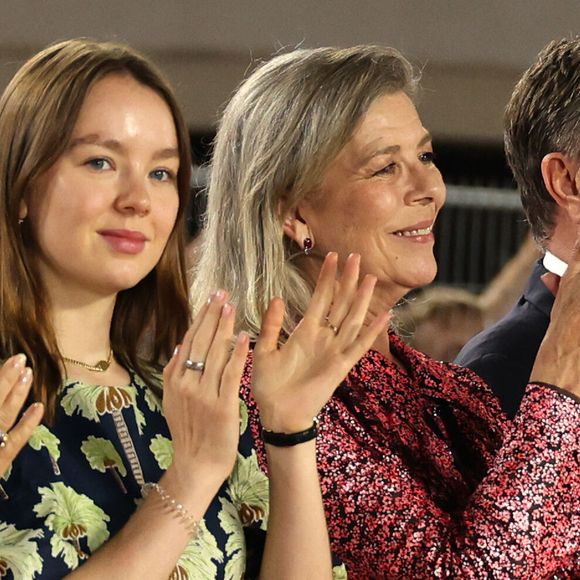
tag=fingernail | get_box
[223,303,233,315]
[13,354,26,369]
[20,367,32,383]
[215,289,225,300]
[237,331,249,345]
[173,345,180,357]
[23,401,44,418]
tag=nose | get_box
[115,172,151,216]
[405,163,446,208]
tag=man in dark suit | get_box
[456,37,579,418]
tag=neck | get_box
[366,282,407,360]
[40,274,131,386]
[546,210,577,265]
[546,239,571,265]
[49,291,117,362]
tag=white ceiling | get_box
[1,1,578,141]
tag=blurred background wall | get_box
[0,1,576,292]
[1,1,576,140]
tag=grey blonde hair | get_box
[192,45,418,338]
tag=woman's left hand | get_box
[0,355,44,475]
[252,252,389,432]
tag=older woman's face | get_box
[300,91,445,299]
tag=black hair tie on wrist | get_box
[261,419,318,447]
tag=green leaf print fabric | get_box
[0,370,267,579]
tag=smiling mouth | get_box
[99,229,149,255]
[393,226,433,237]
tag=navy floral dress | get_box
[0,370,269,579]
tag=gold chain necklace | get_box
[62,349,113,373]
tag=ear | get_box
[281,206,313,250]
[541,153,580,223]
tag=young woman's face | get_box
[24,74,180,299]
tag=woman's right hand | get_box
[162,291,249,500]
[531,237,580,397]
[0,354,44,475]
[252,252,390,433]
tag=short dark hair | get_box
[504,37,580,246]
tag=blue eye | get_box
[419,151,436,164]
[86,158,112,170]
[150,169,175,182]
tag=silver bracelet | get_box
[141,482,201,538]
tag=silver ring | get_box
[324,316,339,336]
[184,359,205,372]
[0,430,9,448]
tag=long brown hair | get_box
[0,39,191,422]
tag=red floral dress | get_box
[240,333,580,579]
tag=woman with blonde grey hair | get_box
[192,45,580,578]
[0,39,386,579]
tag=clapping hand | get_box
[163,292,249,490]
[0,355,44,475]
[252,252,389,432]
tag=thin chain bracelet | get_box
[141,482,201,539]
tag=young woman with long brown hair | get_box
[0,39,383,579]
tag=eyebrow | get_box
[361,131,433,164]
[68,134,179,161]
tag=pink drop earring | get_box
[303,237,313,255]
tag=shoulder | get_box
[456,298,549,367]
[455,308,545,418]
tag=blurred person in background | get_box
[396,286,484,361]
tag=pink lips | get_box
[99,229,148,255]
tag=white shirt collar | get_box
[543,250,568,276]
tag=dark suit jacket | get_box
[455,261,554,419]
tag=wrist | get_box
[259,408,318,434]
[261,419,318,447]
[141,482,201,538]
[265,438,319,479]
[161,464,225,519]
